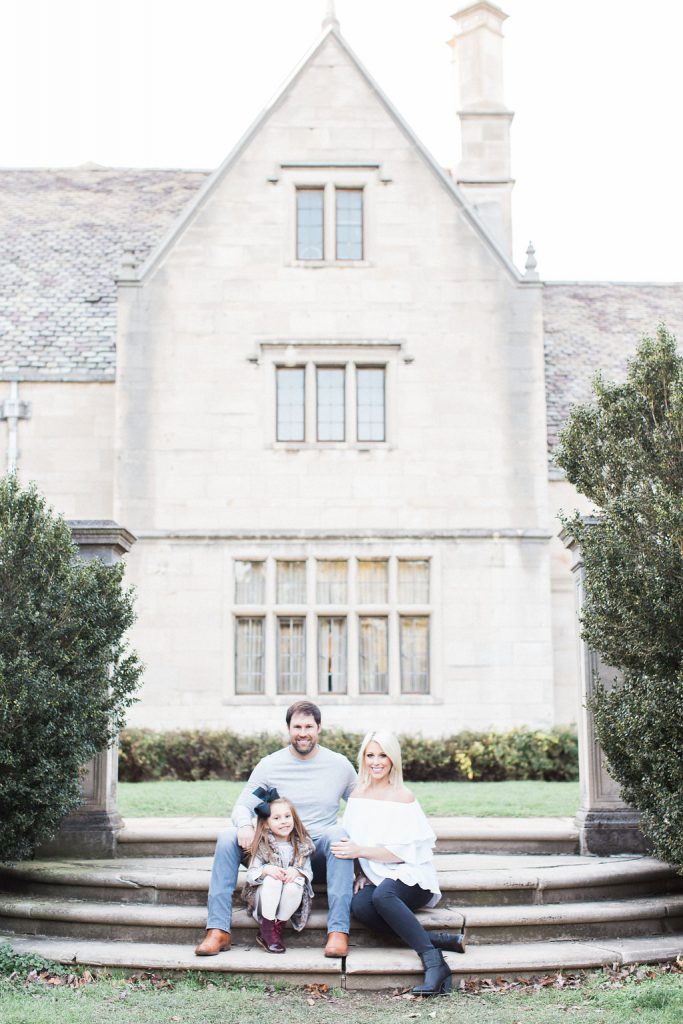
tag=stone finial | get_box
[322,0,340,30]
[524,241,539,280]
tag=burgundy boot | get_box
[256,917,286,954]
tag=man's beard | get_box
[292,736,315,755]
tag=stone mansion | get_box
[2,2,681,735]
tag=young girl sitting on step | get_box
[242,786,315,953]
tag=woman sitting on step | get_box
[242,788,315,954]
[331,730,465,996]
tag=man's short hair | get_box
[285,700,322,726]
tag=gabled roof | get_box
[128,23,523,286]
[0,166,207,380]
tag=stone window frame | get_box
[274,162,389,267]
[225,550,437,705]
[254,340,412,451]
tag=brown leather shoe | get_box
[194,928,231,956]
[324,931,349,957]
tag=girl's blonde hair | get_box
[357,730,404,790]
[248,797,313,865]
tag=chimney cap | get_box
[451,1,508,34]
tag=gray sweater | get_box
[231,745,357,839]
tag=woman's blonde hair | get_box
[357,730,404,790]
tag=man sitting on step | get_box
[195,700,358,959]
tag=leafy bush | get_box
[119,726,578,783]
[556,326,683,869]
[0,476,143,862]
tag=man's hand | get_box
[237,825,255,850]
[283,866,301,883]
[353,872,369,894]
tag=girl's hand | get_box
[262,864,286,880]
[283,866,300,882]
[331,838,361,859]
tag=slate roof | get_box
[1,168,680,452]
[0,166,208,379]
[543,282,683,454]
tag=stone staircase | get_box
[1,817,682,989]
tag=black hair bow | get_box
[253,785,281,819]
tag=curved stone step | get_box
[119,816,580,857]
[2,854,679,908]
[2,931,682,989]
[1,892,682,947]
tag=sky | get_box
[1,0,682,281]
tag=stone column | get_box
[563,526,649,855]
[38,521,136,858]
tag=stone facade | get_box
[1,5,681,736]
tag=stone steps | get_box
[2,892,682,946]
[2,931,682,989]
[1,854,679,908]
[119,816,580,857]
[2,823,682,988]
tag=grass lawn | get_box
[118,779,580,818]
[1,967,682,1024]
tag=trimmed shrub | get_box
[0,476,142,862]
[119,726,578,783]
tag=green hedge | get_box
[119,727,578,783]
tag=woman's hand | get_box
[331,838,361,859]
[261,864,286,880]
[282,866,300,882]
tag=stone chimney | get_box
[449,2,514,254]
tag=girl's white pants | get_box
[257,875,305,922]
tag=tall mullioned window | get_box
[231,557,430,696]
[318,617,347,693]
[335,188,363,260]
[274,363,386,445]
[317,367,345,441]
[296,188,324,260]
[276,367,305,442]
[235,617,265,694]
[356,367,385,442]
[277,617,306,693]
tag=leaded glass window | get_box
[317,367,345,441]
[357,560,388,604]
[277,617,306,693]
[316,560,347,604]
[335,189,363,260]
[276,367,305,442]
[398,559,430,603]
[234,561,265,604]
[296,188,324,260]
[277,561,307,604]
[400,616,429,694]
[357,367,385,442]
[359,616,388,693]
[318,616,347,693]
[235,617,265,694]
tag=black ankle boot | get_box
[411,947,452,996]
[430,928,466,954]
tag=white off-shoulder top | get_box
[342,796,441,907]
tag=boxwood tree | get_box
[0,476,142,862]
[555,325,683,869]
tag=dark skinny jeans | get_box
[351,879,434,955]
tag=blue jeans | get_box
[206,824,353,933]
